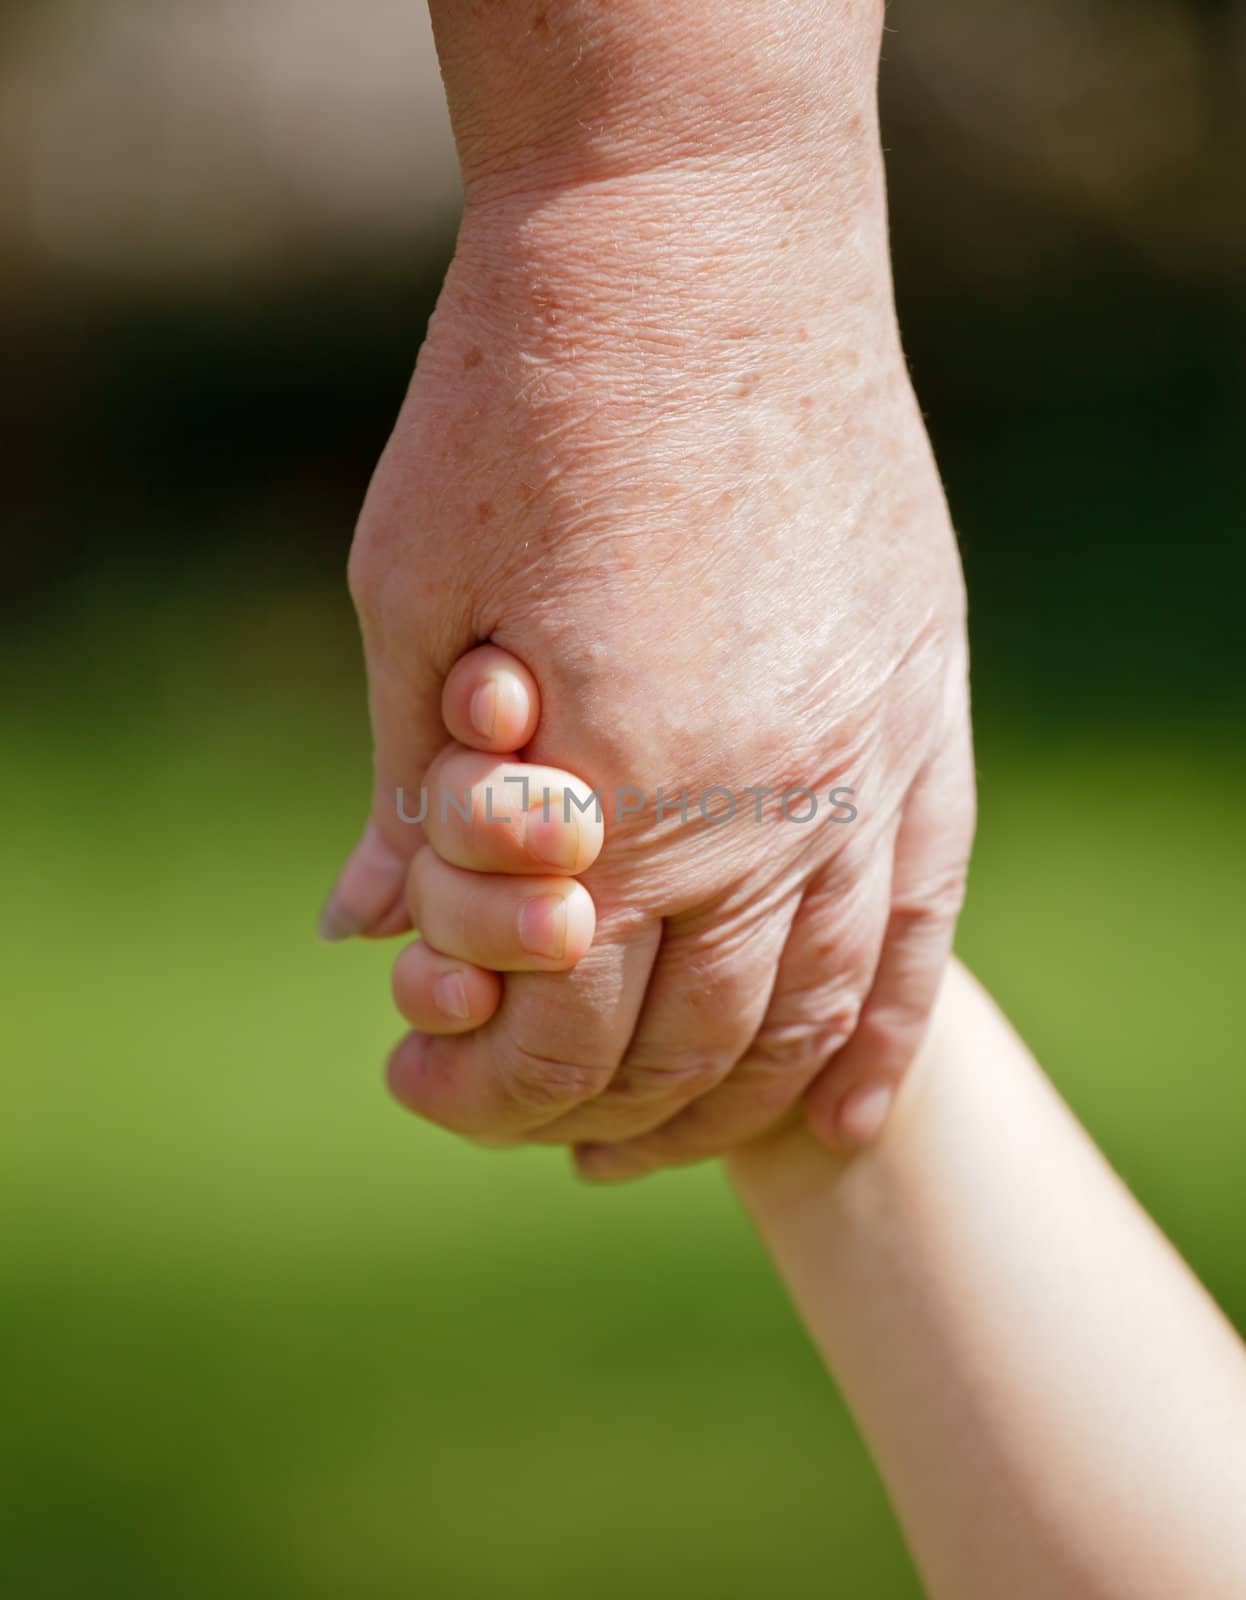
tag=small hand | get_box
[385,646,604,1122]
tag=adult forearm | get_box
[728,964,1246,1599]
[416,0,909,537]
[330,2,969,1159]
[426,0,885,196]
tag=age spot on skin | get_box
[463,347,484,370]
[532,10,549,33]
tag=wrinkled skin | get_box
[331,0,975,1176]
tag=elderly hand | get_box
[322,0,975,1174]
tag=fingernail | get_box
[317,821,407,941]
[433,971,471,1020]
[317,890,364,943]
[470,679,498,740]
[518,894,567,961]
[526,796,580,870]
[836,1083,895,1147]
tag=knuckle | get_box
[648,953,768,1048]
[611,1051,732,1109]
[749,1000,862,1079]
[500,1043,612,1117]
[893,863,970,931]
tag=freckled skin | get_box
[340,0,973,1166]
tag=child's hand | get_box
[388,644,603,1042]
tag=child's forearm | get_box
[727,961,1246,1600]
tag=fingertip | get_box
[805,1076,896,1152]
[563,881,598,967]
[526,784,606,874]
[524,798,581,873]
[514,882,597,970]
[318,818,410,941]
[442,644,540,753]
[391,939,503,1033]
[317,891,363,943]
[836,1081,895,1146]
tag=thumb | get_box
[318,649,449,942]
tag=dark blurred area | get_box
[3,4,1243,1598]
[5,0,1242,722]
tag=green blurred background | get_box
[3,2,1243,1595]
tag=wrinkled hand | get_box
[322,4,975,1175]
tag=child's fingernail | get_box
[434,971,471,1021]
[836,1082,894,1146]
[470,679,498,740]
[518,894,567,961]
[526,797,580,870]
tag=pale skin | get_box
[323,0,976,1164]
[731,966,1246,1600]
[401,646,1246,1596]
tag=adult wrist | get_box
[428,0,885,203]
[428,1,900,383]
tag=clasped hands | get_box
[337,643,958,1179]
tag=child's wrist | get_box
[724,968,963,1215]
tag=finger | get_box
[406,845,596,972]
[386,907,662,1141]
[573,837,895,1182]
[803,706,976,1149]
[441,644,540,755]
[420,747,604,876]
[529,889,802,1146]
[319,628,470,942]
[391,938,503,1034]
[318,814,416,942]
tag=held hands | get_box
[382,645,896,1178]
[321,4,974,1168]
[388,645,600,1041]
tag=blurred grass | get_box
[3,571,1244,1599]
